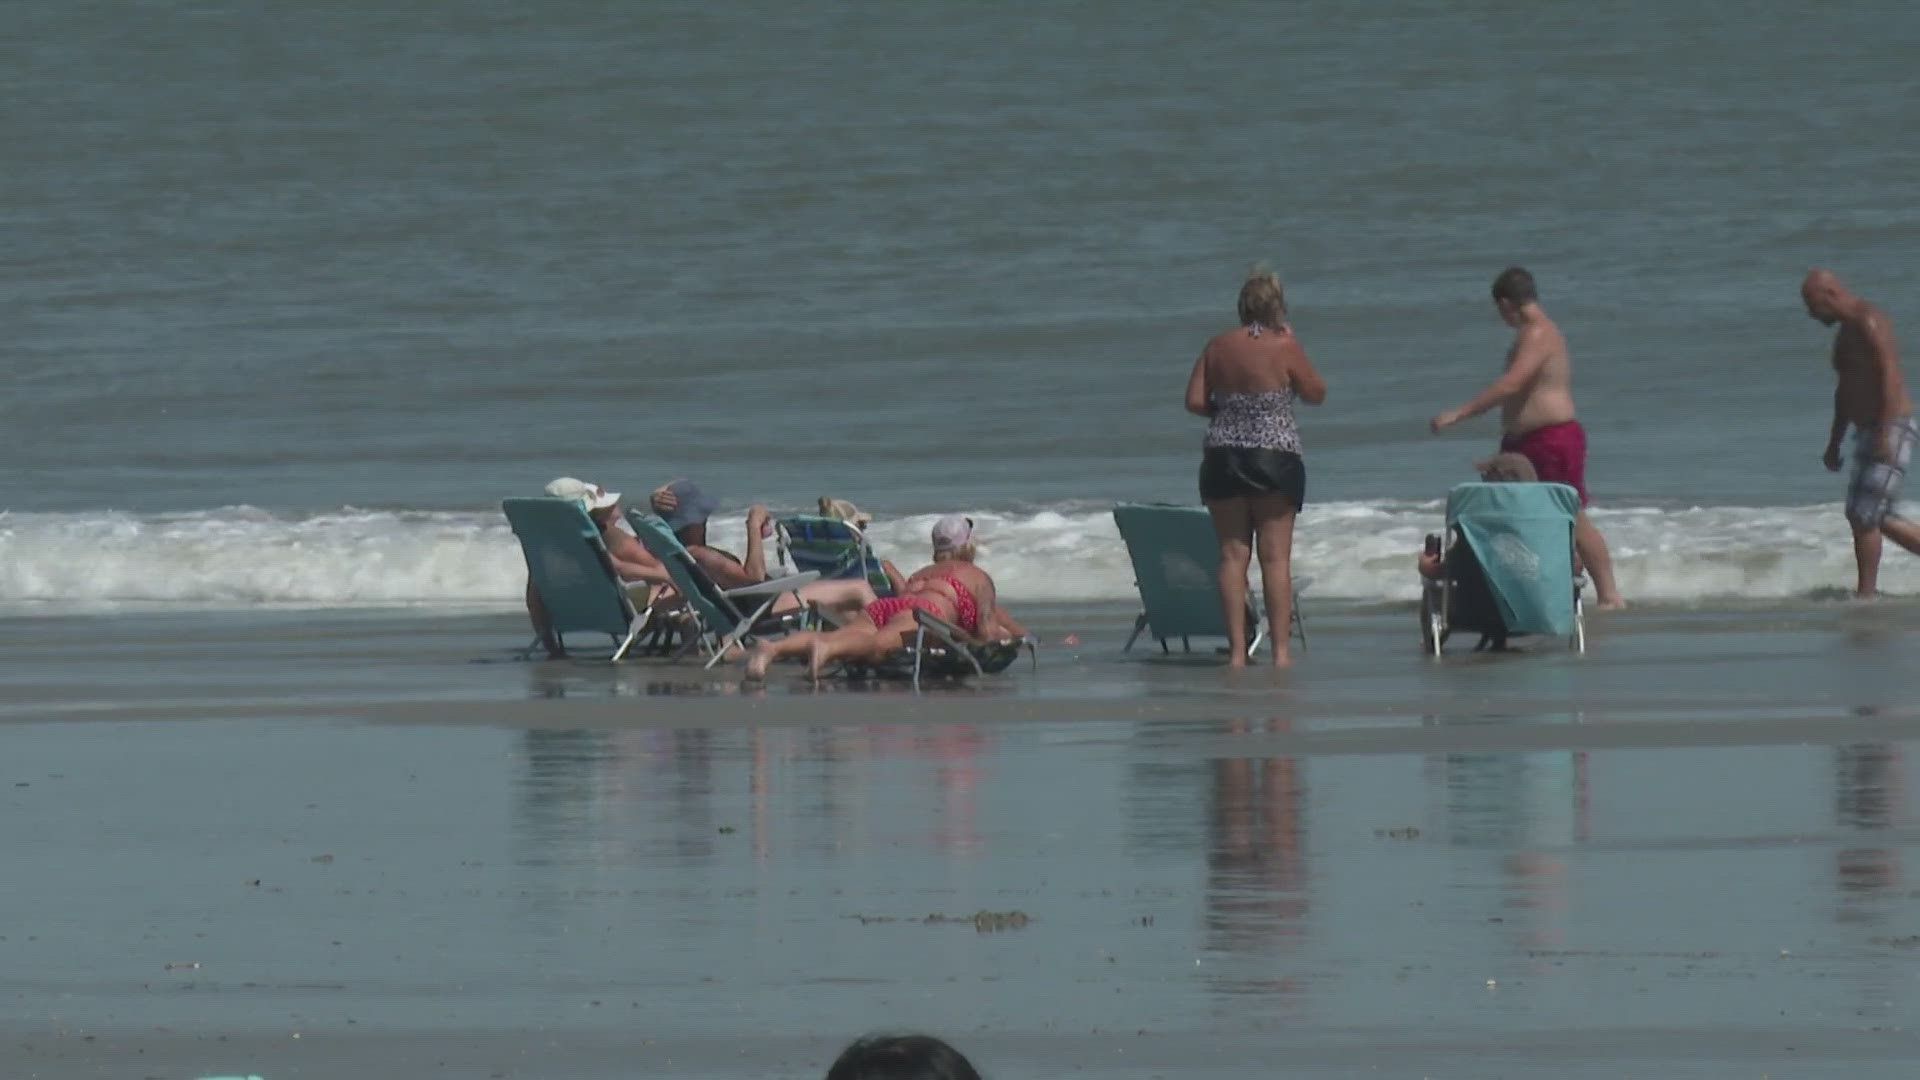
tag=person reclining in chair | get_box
[648,479,885,620]
[742,515,1028,682]
[526,477,672,658]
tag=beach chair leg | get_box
[1124,614,1148,653]
[1182,636,1191,653]
[610,624,642,663]
[1573,595,1586,654]
[911,626,927,692]
[1247,626,1267,659]
[1291,599,1307,649]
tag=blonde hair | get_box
[932,541,977,563]
[1237,266,1287,328]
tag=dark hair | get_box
[1491,266,1538,304]
[825,1035,982,1080]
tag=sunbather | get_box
[743,515,1028,682]
[650,479,882,618]
[526,477,670,658]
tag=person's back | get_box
[1197,324,1321,454]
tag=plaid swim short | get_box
[1847,415,1918,528]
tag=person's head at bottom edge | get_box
[825,1034,983,1080]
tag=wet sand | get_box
[4,602,1919,1078]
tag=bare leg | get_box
[783,578,879,618]
[525,583,565,658]
[1851,522,1884,598]
[1879,515,1920,557]
[1575,511,1625,610]
[1250,496,1298,668]
[805,621,915,681]
[1207,498,1255,666]
[743,630,823,681]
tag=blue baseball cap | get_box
[661,479,719,531]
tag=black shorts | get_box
[1199,446,1306,507]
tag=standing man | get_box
[1803,269,1920,598]
[1430,266,1625,609]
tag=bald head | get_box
[1802,268,1854,326]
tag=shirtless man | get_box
[1803,269,1920,598]
[1429,266,1625,609]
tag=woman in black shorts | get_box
[1185,268,1327,666]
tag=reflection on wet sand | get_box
[1431,714,1589,957]
[512,724,994,875]
[1202,718,1310,1011]
[1833,735,1903,925]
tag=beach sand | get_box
[4,602,1919,1078]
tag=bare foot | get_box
[743,648,773,683]
[1226,654,1249,669]
[1270,650,1293,668]
[1593,596,1628,612]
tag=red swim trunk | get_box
[1501,420,1589,506]
[864,595,944,629]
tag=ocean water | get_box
[4,1,1920,610]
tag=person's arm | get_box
[605,535,672,585]
[1287,338,1327,405]
[740,505,770,583]
[1185,348,1213,417]
[1825,381,1850,471]
[693,547,754,590]
[987,604,1028,641]
[880,560,907,594]
[1431,330,1550,433]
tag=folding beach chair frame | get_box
[503,498,655,662]
[1122,583,1310,660]
[906,609,1039,692]
[1420,526,1585,657]
[775,516,890,594]
[624,509,822,668]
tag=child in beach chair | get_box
[776,497,897,596]
[1419,462,1586,656]
[1112,502,1309,659]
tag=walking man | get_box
[1803,269,1919,597]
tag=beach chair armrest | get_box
[912,608,1025,650]
[721,571,820,599]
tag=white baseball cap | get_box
[931,514,974,553]
[544,476,621,511]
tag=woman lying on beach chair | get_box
[743,515,1029,683]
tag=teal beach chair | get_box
[624,509,821,668]
[1112,502,1309,658]
[776,514,893,594]
[1420,482,1584,656]
[502,497,654,661]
